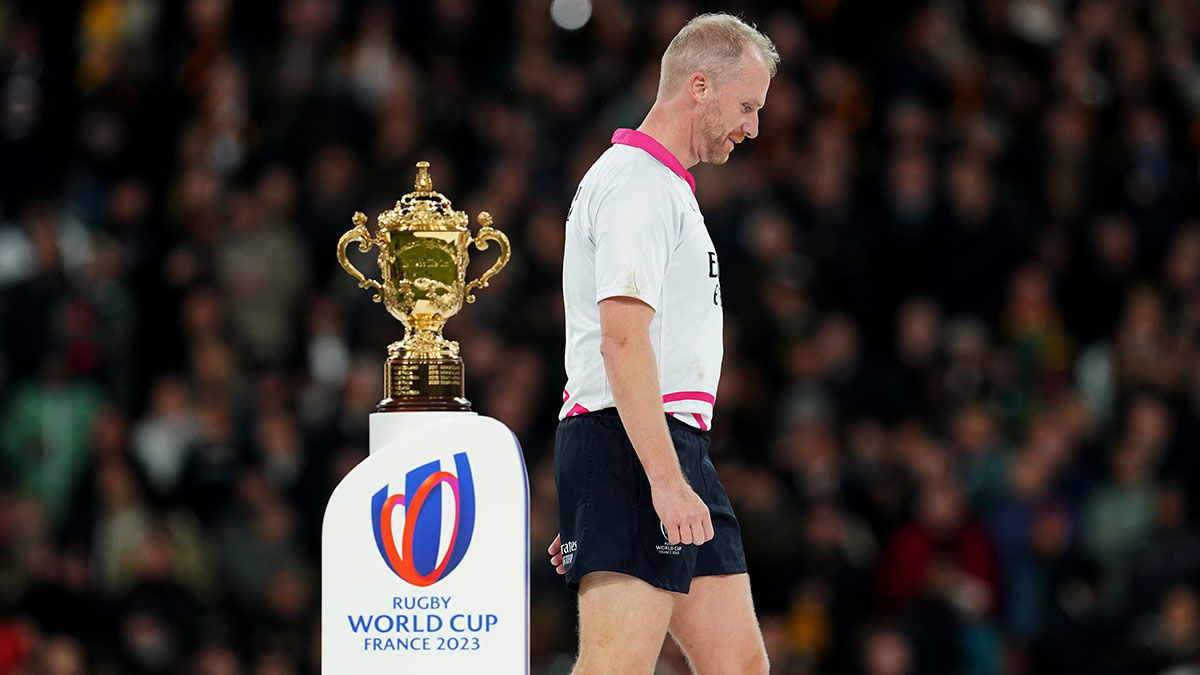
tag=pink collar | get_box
[611,128,696,194]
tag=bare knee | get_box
[572,654,657,675]
[686,641,768,675]
[573,637,663,675]
[744,647,769,675]
[732,647,770,675]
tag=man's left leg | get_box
[667,572,768,674]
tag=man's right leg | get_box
[573,571,676,675]
[666,573,768,674]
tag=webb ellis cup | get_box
[323,160,527,674]
[336,161,511,411]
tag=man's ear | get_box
[688,71,710,102]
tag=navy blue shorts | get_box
[554,409,747,594]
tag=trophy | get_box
[337,161,510,411]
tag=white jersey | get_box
[559,129,723,431]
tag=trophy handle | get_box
[464,211,511,304]
[337,212,384,303]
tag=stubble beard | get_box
[699,100,732,166]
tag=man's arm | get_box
[599,296,714,546]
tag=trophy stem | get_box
[377,354,471,412]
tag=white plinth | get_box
[322,411,529,674]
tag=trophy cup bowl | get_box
[336,162,511,411]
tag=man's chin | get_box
[702,149,732,166]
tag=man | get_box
[549,13,779,674]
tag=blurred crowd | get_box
[1,0,1199,673]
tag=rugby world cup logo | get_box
[371,452,476,586]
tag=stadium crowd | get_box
[1,0,1200,673]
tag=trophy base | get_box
[378,355,472,413]
[376,396,472,412]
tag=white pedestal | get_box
[322,411,529,673]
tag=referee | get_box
[549,13,779,674]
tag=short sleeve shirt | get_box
[559,129,723,430]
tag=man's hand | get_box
[596,298,713,546]
[651,477,714,546]
[548,533,566,575]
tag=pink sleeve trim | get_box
[661,391,716,405]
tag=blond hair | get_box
[658,13,780,99]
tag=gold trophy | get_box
[337,161,510,411]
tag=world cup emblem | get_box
[371,452,476,586]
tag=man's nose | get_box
[744,114,759,139]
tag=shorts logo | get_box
[561,539,578,567]
[371,452,476,586]
[656,521,683,556]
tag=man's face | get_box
[698,52,772,165]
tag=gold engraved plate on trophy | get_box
[336,161,511,411]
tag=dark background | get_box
[1,0,1199,673]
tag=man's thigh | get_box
[574,571,676,675]
[668,573,768,675]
